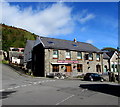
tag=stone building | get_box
[106,51,119,74]
[31,36,104,77]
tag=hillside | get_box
[0,24,37,51]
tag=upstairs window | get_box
[77,52,82,60]
[85,54,89,60]
[66,51,71,59]
[89,53,93,61]
[53,50,58,59]
[96,54,100,61]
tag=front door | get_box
[65,65,72,72]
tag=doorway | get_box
[65,65,72,72]
[96,65,101,73]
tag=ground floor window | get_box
[52,65,59,72]
[96,65,101,73]
[77,64,83,72]
[104,65,107,73]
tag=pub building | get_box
[31,36,104,77]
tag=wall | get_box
[44,49,103,76]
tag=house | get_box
[31,36,104,77]
[9,47,24,65]
[106,51,119,74]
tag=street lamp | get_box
[117,47,120,84]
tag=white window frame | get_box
[66,51,71,59]
[77,52,82,59]
[53,50,58,58]
[96,53,100,61]
[89,53,93,60]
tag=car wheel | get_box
[90,78,93,81]
[100,78,104,82]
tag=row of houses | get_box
[24,36,119,77]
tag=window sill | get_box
[89,60,93,61]
[53,58,58,59]
[96,60,100,61]
[77,59,82,60]
[66,58,71,60]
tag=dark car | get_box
[84,73,105,82]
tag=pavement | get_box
[1,64,120,106]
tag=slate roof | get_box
[103,53,110,59]
[24,40,35,52]
[27,40,35,48]
[40,37,101,53]
[106,51,115,58]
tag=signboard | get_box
[58,60,79,64]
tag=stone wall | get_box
[44,49,103,76]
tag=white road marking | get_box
[14,86,20,88]
[41,81,44,83]
[0,89,5,92]
[21,85,27,87]
[33,82,37,84]
[7,87,13,90]
[1,80,55,91]
[55,94,75,105]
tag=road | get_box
[1,64,120,106]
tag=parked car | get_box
[83,73,105,82]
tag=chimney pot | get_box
[74,38,77,42]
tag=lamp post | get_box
[117,47,120,84]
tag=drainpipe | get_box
[117,47,120,84]
[101,53,104,74]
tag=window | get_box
[77,52,82,59]
[96,54,100,61]
[72,44,78,47]
[53,50,58,59]
[77,64,83,72]
[66,51,71,59]
[89,53,93,61]
[85,54,89,60]
[47,41,54,45]
[52,65,59,72]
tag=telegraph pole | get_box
[117,47,120,84]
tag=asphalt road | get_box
[1,64,120,106]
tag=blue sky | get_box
[1,1,118,49]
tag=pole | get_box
[117,47,120,84]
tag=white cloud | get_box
[79,14,95,23]
[80,27,86,32]
[1,2,74,36]
[86,40,94,44]
[75,9,95,24]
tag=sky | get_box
[0,1,118,49]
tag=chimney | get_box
[74,38,77,42]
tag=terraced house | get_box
[31,36,104,77]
